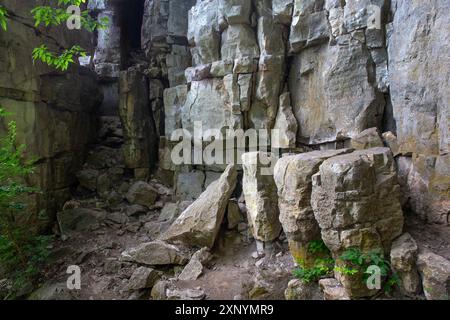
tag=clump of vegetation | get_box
[0,107,52,299]
[293,240,400,292]
[336,247,400,292]
[293,240,334,283]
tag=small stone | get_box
[126,181,158,208]
[128,267,160,291]
[319,278,350,300]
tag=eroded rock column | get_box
[242,152,281,245]
[274,149,351,265]
[311,147,404,297]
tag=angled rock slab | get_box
[161,165,238,249]
[121,240,189,266]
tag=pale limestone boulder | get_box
[390,233,421,295]
[178,248,212,281]
[284,279,323,300]
[161,165,238,249]
[417,251,450,300]
[274,149,351,264]
[242,152,281,242]
[121,240,189,266]
[319,278,350,300]
[312,148,404,298]
[128,267,161,291]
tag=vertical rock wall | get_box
[0,1,102,229]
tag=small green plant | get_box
[0,106,52,299]
[292,241,400,293]
[338,247,400,292]
[293,240,334,283]
[0,5,8,31]
[293,257,335,283]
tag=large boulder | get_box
[161,165,238,248]
[390,233,421,295]
[274,149,352,265]
[242,152,281,242]
[311,148,404,298]
[417,251,450,300]
[121,240,189,266]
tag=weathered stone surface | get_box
[126,181,158,208]
[273,93,298,149]
[210,59,234,77]
[382,131,400,157]
[242,152,281,242]
[121,240,189,266]
[396,154,450,224]
[161,165,238,248]
[57,208,106,237]
[119,68,157,170]
[164,85,188,138]
[221,25,260,61]
[128,267,161,291]
[188,0,220,65]
[175,170,205,201]
[0,0,100,228]
[289,35,385,145]
[218,0,252,25]
[289,1,329,52]
[319,278,350,300]
[351,128,384,150]
[274,149,352,264]
[181,79,242,136]
[388,0,450,224]
[417,251,450,300]
[390,233,421,295]
[312,148,404,297]
[285,279,323,300]
[227,199,243,229]
[273,0,294,25]
[178,247,211,281]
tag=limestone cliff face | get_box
[0,0,448,227]
[155,0,449,224]
[0,0,102,229]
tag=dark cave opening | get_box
[119,0,145,67]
